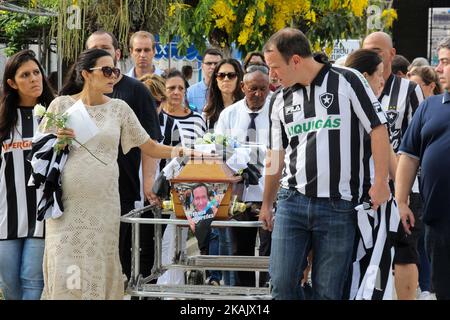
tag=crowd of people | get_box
[0,26,449,300]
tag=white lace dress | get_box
[40,96,149,300]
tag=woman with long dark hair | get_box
[203,58,244,129]
[38,49,201,300]
[0,49,54,300]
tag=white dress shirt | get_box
[215,93,272,201]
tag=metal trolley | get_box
[121,205,271,300]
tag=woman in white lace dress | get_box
[39,49,197,300]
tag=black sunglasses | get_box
[216,72,238,80]
[245,64,269,75]
[89,66,121,78]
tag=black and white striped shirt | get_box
[350,198,400,300]
[163,111,206,148]
[269,64,387,202]
[0,108,44,240]
[158,112,181,172]
[360,75,424,196]
[379,74,424,152]
[160,112,180,148]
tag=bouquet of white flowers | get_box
[195,133,261,186]
[195,132,240,161]
[34,103,106,165]
[30,103,107,220]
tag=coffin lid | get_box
[170,156,242,183]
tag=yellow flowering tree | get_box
[161,0,397,56]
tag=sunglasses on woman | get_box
[89,66,121,78]
[216,72,238,80]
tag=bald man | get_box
[363,32,396,82]
[363,32,424,300]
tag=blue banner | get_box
[154,35,202,61]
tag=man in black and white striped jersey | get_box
[259,28,391,300]
[363,32,424,300]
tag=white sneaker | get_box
[418,291,434,300]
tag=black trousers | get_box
[230,204,271,287]
[425,223,450,300]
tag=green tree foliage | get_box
[0,0,397,60]
[1,0,171,61]
[55,0,172,63]
[0,0,57,56]
[161,0,397,56]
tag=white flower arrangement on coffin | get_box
[194,133,259,181]
[152,133,261,202]
[196,132,237,146]
[194,132,239,156]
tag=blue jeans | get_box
[0,238,45,300]
[270,189,356,300]
[207,228,222,282]
[207,228,235,285]
[218,228,235,286]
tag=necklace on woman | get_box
[14,109,33,139]
[19,107,33,120]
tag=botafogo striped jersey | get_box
[360,74,424,197]
[269,62,387,202]
[158,111,181,172]
[0,107,44,240]
[351,198,400,300]
[378,74,424,152]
